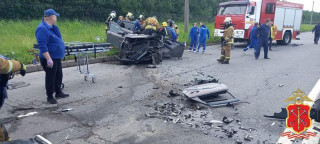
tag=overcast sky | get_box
[287,0,320,12]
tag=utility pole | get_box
[310,0,314,25]
[184,0,189,33]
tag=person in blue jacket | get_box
[188,23,199,52]
[168,27,177,41]
[255,19,272,59]
[35,9,69,104]
[197,22,210,53]
[244,22,259,52]
[134,15,144,33]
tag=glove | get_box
[19,62,26,76]
[47,59,53,68]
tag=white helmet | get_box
[126,12,134,19]
[138,15,144,20]
[224,17,232,23]
[110,11,116,18]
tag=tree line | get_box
[0,0,318,23]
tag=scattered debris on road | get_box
[279,84,284,87]
[292,43,303,47]
[183,83,240,107]
[222,116,234,124]
[271,122,276,126]
[17,111,38,118]
[264,108,287,119]
[244,134,253,141]
[62,108,74,112]
[168,90,179,97]
[118,86,123,88]
[146,65,157,68]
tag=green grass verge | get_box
[300,24,315,32]
[0,20,315,64]
[175,22,221,45]
[0,20,107,64]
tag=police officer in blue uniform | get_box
[255,19,272,59]
[188,23,199,52]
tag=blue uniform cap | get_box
[44,9,60,17]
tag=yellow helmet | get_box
[162,22,168,27]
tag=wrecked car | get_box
[106,21,185,64]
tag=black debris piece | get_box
[264,108,287,119]
[313,126,320,132]
[223,116,234,124]
[146,65,157,68]
[168,90,180,97]
[235,140,243,144]
[118,86,123,88]
[292,43,303,47]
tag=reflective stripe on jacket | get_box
[0,57,21,74]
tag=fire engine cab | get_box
[214,0,303,45]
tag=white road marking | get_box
[277,79,320,144]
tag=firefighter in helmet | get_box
[134,15,144,33]
[143,16,160,35]
[125,12,134,21]
[105,11,116,32]
[217,17,234,64]
[158,22,177,41]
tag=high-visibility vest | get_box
[271,25,278,39]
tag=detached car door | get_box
[107,22,126,48]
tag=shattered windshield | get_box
[219,5,247,15]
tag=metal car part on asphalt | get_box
[183,83,241,107]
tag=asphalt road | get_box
[2,32,320,144]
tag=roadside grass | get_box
[300,24,315,32]
[175,22,221,45]
[0,20,315,64]
[0,20,107,64]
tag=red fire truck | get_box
[214,0,304,45]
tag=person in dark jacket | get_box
[255,20,272,60]
[312,22,320,44]
[35,9,69,104]
[188,23,199,52]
